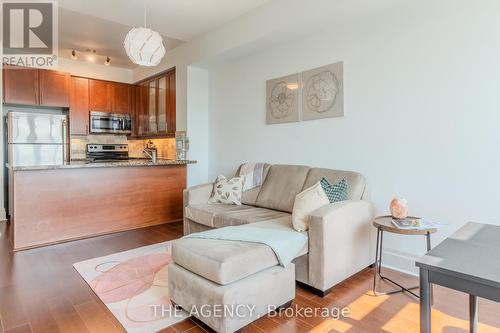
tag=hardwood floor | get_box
[0,221,499,333]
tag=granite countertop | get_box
[8,159,197,171]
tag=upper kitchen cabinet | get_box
[89,79,131,114]
[167,70,176,135]
[39,70,70,107]
[89,79,110,112]
[69,77,90,136]
[132,68,176,138]
[134,83,149,136]
[110,82,131,114]
[2,66,70,107]
[3,65,39,105]
[71,78,134,136]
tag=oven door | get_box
[90,112,131,134]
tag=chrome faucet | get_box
[143,140,157,163]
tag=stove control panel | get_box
[87,144,129,152]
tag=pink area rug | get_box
[73,241,189,333]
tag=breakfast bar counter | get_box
[8,158,196,171]
[8,161,196,250]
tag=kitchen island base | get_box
[10,164,187,250]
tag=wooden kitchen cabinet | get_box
[167,70,176,135]
[155,71,176,135]
[3,66,70,107]
[2,65,167,137]
[132,68,176,138]
[3,65,39,105]
[39,70,70,107]
[110,82,131,114]
[89,79,110,112]
[69,77,89,135]
[148,80,157,134]
[89,79,131,114]
[134,83,149,136]
[71,78,133,135]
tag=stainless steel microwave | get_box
[90,111,132,135]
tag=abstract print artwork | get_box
[266,73,300,124]
[301,62,344,121]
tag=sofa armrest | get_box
[307,200,374,292]
[183,182,214,208]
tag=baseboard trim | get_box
[380,248,419,277]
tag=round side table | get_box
[372,215,437,298]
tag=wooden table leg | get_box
[420,268,431,333]
[470,295,478,333]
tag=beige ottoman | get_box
[168,238,296,333]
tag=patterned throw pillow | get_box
[208,175,244,205]
[320,178,349,203]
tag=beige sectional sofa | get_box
[182,164,374,296]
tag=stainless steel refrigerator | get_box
[7,111,69,167]
[5,111,69,216]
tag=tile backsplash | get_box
[128,138,176,159]
[70,135,176,160]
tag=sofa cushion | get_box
[303,168,366,200]
[255,165,311,213]
[213,207,289,228]
[185,204,255,227]
[172,238,279,285]
[185,204,289,228]
[235,163,271,206]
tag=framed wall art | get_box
[301,62,344,121]
[266,73,300,124]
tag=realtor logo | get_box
[2,0,58,68]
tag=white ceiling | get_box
[59,8,184,69]
[58,0,270,69]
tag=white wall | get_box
[208,0,500,274]
[186,66,209,186]
[131,0,399,187]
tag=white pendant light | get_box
[123,0,166,67]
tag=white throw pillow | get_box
[292,181,330,231]
[208,175,244,205]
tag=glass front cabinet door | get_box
[133,68,176,138]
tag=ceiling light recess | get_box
[123,0,165,67]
